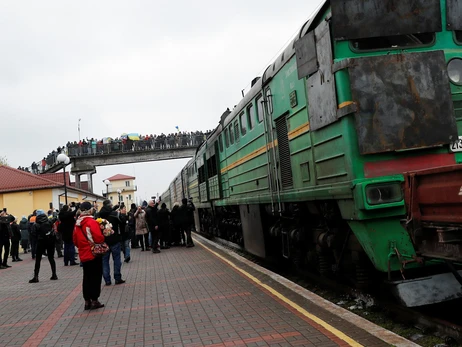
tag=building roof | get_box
[41,172,71,186]
[0,166,63,193]
[0,166,104,200]
[106,174,135,181]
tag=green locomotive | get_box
[162,0,462,307]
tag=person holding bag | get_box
[73,202,106,311]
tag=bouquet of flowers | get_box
[96,218,114,237]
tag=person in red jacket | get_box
[73,202,105,310]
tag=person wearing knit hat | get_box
[80,201,93,211]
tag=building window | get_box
[125,181,130,187]
[240,112,247,135]
[110,196,113,200]
[129,194,132,200]
[257,95,264,123]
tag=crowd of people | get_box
[18,130,212,174]
[0,197,196,310]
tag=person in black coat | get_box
[178,198,195,247]
[10,217,22,262]
[0,212,14,268]
[99,200,126,285]
[128,204,139,249]
[29,210,58,283]
[145,200,160,253]
[58,205,78,266]
[157,203,170,249]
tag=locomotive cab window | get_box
[240,112,247,135]
[207,155,217,177]
[234,121,240,143]
[224,128,229,147]
[351,33,435,51]
[229,124,234,145]
[218,134,223,152]
[247,104,256,130]
[256,95,264,123]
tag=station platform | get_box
[0,235,419,347]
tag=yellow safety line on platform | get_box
[197,239,364,347]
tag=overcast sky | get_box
[1,0,323,203]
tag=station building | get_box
[0,166,104,218]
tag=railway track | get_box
[199,233,462,347]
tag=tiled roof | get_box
[41,172,71,185]
[106,174,135,181]
[70,181,90,192]
[0,166,62,192]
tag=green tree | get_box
[0,156,9,166]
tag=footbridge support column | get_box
[71,163,97,194]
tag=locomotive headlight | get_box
[365,183,403,206]
[448,58,462,85]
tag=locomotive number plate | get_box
[450,136,462,152]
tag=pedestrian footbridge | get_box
[43,146,197,193]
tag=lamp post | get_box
[117,188,122,203]
[104,179,110,198]
[56,153,70,205]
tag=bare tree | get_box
[0,156,9,166]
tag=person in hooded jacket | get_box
[29,209,58,283]
[73,201,105,310]
[99,199,126,285]
[19,216,29,254]
[59,205,78,266]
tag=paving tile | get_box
[0,238,402,347]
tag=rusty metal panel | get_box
[404,165,462,262]
[295,31,317,80]
[331,0,442,40]
[349,51,457,154]
[447,0,462,30]
[307,20,337,131]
